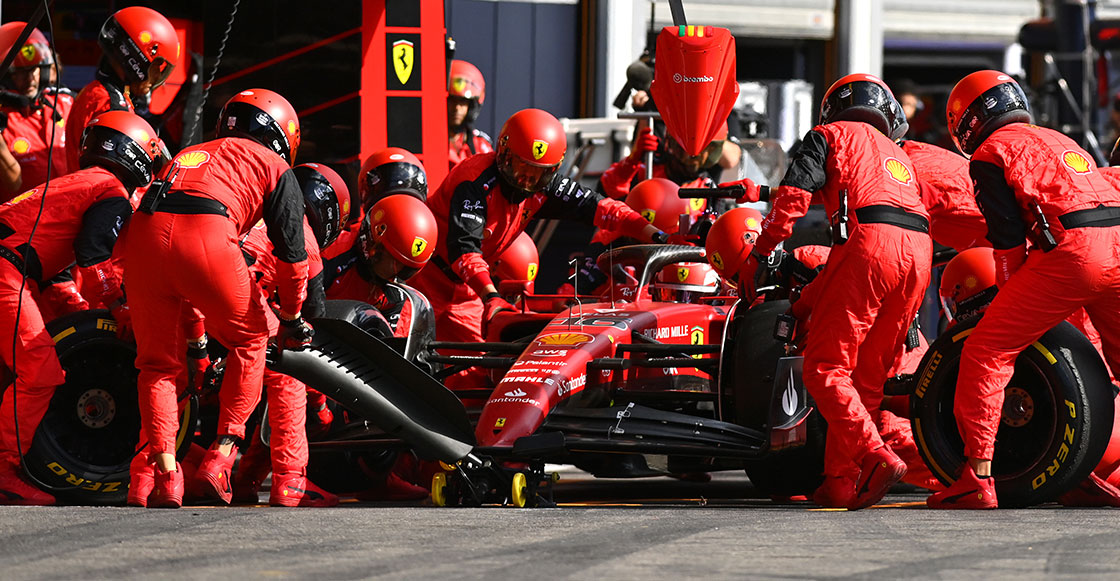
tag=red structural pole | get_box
[361,0,449,188]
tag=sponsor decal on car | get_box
[535,332,594,347]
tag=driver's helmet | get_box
[361,194,438,282]
[80,110,169,190]
[663,121,727,183]
[0,23,53,96]
[493,231,539,284]
[820,73,909,141]
[946,70,1031,157]
[98,6,180,90]
[939,247,997,317]
[652,261,719,302]
[216,89,300,166]
[704,207,764,285]
[626,177,687,234]
[294,162,351,251]
[448,59,485,127]
[496,108,566,194]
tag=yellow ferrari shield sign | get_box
[411,236,428,257]
[677,267,690,282]
[393,40,414,85]
[532,140,548,160]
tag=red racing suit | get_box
[408,152,652,386]
[65,70,132,173]
[239,219,323,474]
[1,89,73,202]
[0,167,131,470]
[754,121,932,480]
[448,127,493,170]
[900,139,989,252]
[954,124,1120,462]
[123,136,309,457]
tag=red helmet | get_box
[294,163,351,251]
[704,207,764,284]
[0,23,54,69]
[664,122,728,182]
[493,232,539,283]
[98,6,180,89]
[626,178,688,234]
[496,108,566,194]
[358,147,427,211]
[653,261,719,302]
[820,73,909,140]
[946,70,1031,156]
[939,247,997,316]
[217,89,301,166]
[449,59,485,126]
[362,194,439,280]
[80,111,169,190]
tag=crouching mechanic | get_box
[124,89,311,509]
[408,108,667,387]
[229,162,347,507]
[736,74,931,510]
[929,71,1120,509]
[0,111,164,505]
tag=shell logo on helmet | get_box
[139,30,152,44]
[10,138,29,155]
[1062,151,1091,174]
[411,237,428,257]
[537,332,593,346]
[677,266,690,282]
[175,151,210,168]
[884,158,913,185]
[532,140,548,160]
[287,121,297,136]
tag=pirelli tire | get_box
[910,317,1114,508]
[730,299,826,497]
[23,310,196,505]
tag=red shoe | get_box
[1059,473,1120,508]
[127,455,155,507]
[849,446,907,510]
[813,475,856,508]
[148,463,184,509]
[269,472,339,507]
[927,465,997,509]
[233,437,271,505]
[189,446,237,505]
[355,471,430,501]
[0,465,55,506]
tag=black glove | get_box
[277,316,314,351]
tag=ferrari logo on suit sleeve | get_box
[393,40,415,85]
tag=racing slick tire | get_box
[911,317,1114,508]
[22,310,196,505]
[729,299,826,497]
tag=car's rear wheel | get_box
[911,318,1114,507]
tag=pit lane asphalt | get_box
[2,470,1119,580]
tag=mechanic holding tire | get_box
[928,71,1120,509]
[123,89,312,509]
[0,111,166,505]
[732,74,932,510]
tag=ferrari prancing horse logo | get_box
[393,40,414,85]
[677,267,690,282]
[411,236,427,257]
[532,140,548,160]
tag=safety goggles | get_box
[498,150,560,193]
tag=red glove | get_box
[993,244,1027,287]
[484,293,516,322]
[719,178,770,204]
[629,127,659,162]
[110,302,133,342]
[39,280,90,318]
[737,251,763,302]
[276,316,315,351]
[186,336,211,396]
